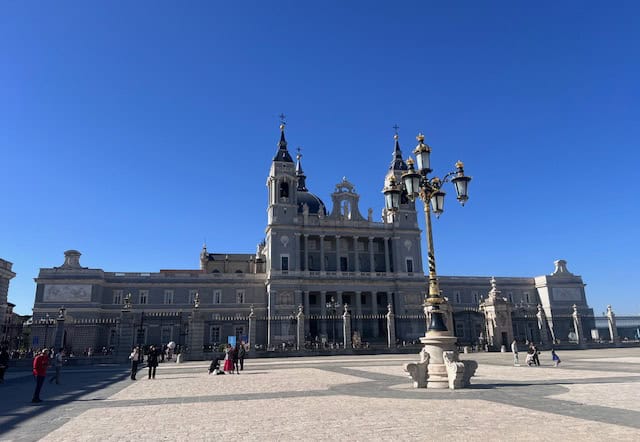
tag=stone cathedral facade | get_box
[30,125,594,357]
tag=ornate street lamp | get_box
[383,132,472,331]
[386,131,477,389]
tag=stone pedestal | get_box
[386,304,396,348]
[296,306,305,350]
[248,306,257,351]
[421,332,458,389]
[117,310,135,362]
[607,305,619,343]
[342,305,352,349]
[404,329,477,390]
[188,309,204,361]
[54,318,65,350]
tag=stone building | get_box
[0,258,17,348]
[30,125,594,357]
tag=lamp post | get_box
[325,297,339,347]
[385,132,476,389]
[383,133,471,331]
[39,313,56,349]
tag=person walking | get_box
[551,349,561,367]
[0,347,9,383]
[49,348,65,384]
[147,346,159,379]
[232,343,240,374]
[129,346,141,380]
[237,343,246,371]
[32,349,50,403]
[511,339,519,366]
[531,343,540,366]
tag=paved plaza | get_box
[1,348,639,441]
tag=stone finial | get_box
[249,304,255,318]
[61,250,82,269]
[343,303,349,314]
[552,259,574,276]
[488,277,500,299]
[58,306,66,320]
[123,293,132,310]
[572,304,579,315]
[387,303,393,314]
[606,305,614,317]
[298,304,304,315]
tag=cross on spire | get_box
[392,124,400,135]
[279,113,287,125]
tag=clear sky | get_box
[1,1,639,316]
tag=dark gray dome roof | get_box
[297,191,326,215]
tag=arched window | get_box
[279,182,289,198]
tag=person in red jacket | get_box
[32,349,50,403]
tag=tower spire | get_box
[273,115,293,163]
[296,147,308,191]
[389,127,408,171]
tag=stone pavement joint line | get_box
[1,348,639,441]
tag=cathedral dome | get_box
[297,191,326,215]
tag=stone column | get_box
[296,305,305,350]
[536,304,550,346]
[54,307,66,350]
[342,304,352,349]
[368,237,374,274]
[572,304,584,346]
[320,235,325,272]
[606,305,619,343]
[320,291,327,337]
[303,291,310,335]
[384,238,390,273]
[386,303,396,348]
[335,235,341,272]
[295,233,301,271]
[372,293,380,338]
[248,305,256,351]
[354,291,362,336]
[304,235,309,272]
[354,236,360,272]
[188,307,205,361]
[117,308,135,362]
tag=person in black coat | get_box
[147,345,159,379]
[237,343,246,371]
[232,344,240,374]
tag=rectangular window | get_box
[281,255,289,271]
[472,291,479,304]
[210,326,221,344]
[164,290,174,305]
[507,292,513,303]
[236,289,245,304]
[113,290,123,305]
[213,290,222,304]
[361,293,367,305]
[454,291,461,304]
[340,257,348,271]
[455,322,465,337]
[188,290,198,305]
[524,292,530,303]
[138,290,148,305]
[309,294,317,305]
[406,258,414,273]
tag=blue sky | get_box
[1,1,639,316]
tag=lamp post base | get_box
[403,329,478,389]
